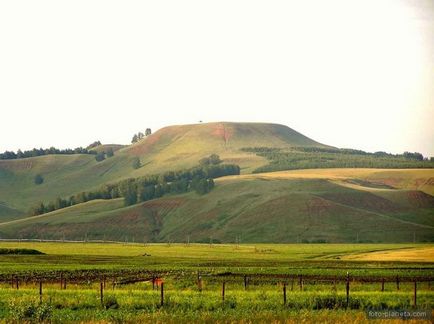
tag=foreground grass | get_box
[1,284,433,323]
[0,243,432,322]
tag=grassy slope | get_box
[91,144,126,153]
[1,169,432,243]
[0,204,23,222]
[0,122,325,218]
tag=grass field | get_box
[219,168,434,195]
[2,169,432,243]
[342,246,434,262]
[0,242,433,275]
[0,242,432,323]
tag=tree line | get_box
[240,146,434,173]
[29,155,240,216]
[0,144,118,163]
[131,129,152,143]
[250,151,434,173]
[0,147,98,160]
[242,146,430,161]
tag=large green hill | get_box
[0,122,327,214]
[0,122,433,243]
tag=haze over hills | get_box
[0,122,433,243]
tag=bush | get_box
[95,152,106,162]
[132,157,141,169]
[0,248,44,255]
[34,174,44,185]
[106,148,114,157]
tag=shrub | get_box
[0,248,44,255]
[95,152,106,162]
[132,157,141,169]
[34,174,44,185]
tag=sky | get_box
[0,0,433,157]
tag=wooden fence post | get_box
[283,283,287,305]
[100,280,104,305]
[198,276,203,292]
[244,275,248,290]
[39,281,43,303]
[15,278,19,290]
[346,273,350,308]
[291,279,294,291]
[396,276,399,291]
[63,277,67,290]
[160,282,164,307]
[222,281,226,302]
[152,276,155,290]
[299,275,303,291]
[413,281,417,307]
[381,278,385,292]
[60,273,63,290]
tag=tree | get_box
[199,154,222,166]
[132,157,141,169]
[87,141,102,149]
[138,132,145,140]
[209,154,222,165]
[75,192,88,204]
[403,151,424,161]
[121,180,138,206]
[154,184,164,198]
[131,134,138,143]
[30,202,45,216]
[95,152,105,162]
[54,197,68,210]
[172,179,188,193]
[145,128,152,136]
[208,178,215,190]
[138,185,155,202]
[34,174,44,185]
[106,148,114,157]
[110,188,120,199]
[46,202,55,213]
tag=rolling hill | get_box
[0,169,433,243]
[0,122,327,215]
[0,122,433,243]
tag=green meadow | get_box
[0,242,433,323]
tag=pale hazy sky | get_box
[1,0,433,156]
